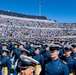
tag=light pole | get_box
[38,1,42,16]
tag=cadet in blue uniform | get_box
[19,55,39,75]
[59,40,65,57]
[13,43,20,59]
[0,43,7,55]
[33,46,44,66]
[10,40,15,50]
[42,45,50,60]
[0,43,2,74]
[1,49,11,75]
[29,42,35,56]
[71,43,76,57]
[38,42,45,55]
[71,43,76,75]
[16,48,30,74]
[10,43,20,75]
[44,44,69,75]
[60,45,76,75]
[9,40,15,57]
[23,40,30,50]
[15,42,25,59]
[33,46,44,75]
[1,43,11,57]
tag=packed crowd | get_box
[0,14,76,75]
[0,38,76,75]
[0,15,76,40]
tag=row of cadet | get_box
[0,39,76,75]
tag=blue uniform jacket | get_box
[1,56,11,75]
[65,56,76,73]
[61,56,75,73]
[14,48,21,59]
[59,45,64,57]
[43,50,50,60]
[45,58,69,75]
[33,54,44,66]
[24,44,30,50]
[60,56,76,73]
[29,47,35,56]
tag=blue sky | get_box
[0,0,76,23]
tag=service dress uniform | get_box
[1,49,11,75]
[60,45,76,75]
[44,44,69,75]
[45,58,69,75]
[71,43,76,58]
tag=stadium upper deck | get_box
[0,10,47,20]
[0,10,76,41]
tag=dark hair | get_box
[35,47,40,51]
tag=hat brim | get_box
[20,55,39,64]
[2,50,9,53]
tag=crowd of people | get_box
[0,15,76,41]
[0,39,76,75]
[0,13,76,75]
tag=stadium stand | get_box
[0,10,76,42]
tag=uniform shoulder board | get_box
[60,60,67,64]
[72,57,76,60]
